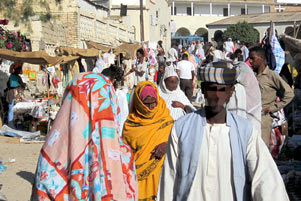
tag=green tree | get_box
[223,21,259,45]
[0,0,62,26]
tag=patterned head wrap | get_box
[139,85,157,101]
[199,61,239,84]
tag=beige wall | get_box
[149,0,171,50]
[270,5,301,12]
[111,0,171,50]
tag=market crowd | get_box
[25,38,297,200]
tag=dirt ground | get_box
[0,136,43,201]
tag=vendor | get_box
[6,62,25,128]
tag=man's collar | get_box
[262,66,270,75]
[256,66,269,76]
[201,108,232,126]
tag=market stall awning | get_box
[0,48,79,65]
[55,47,99,58]
[283,34,301,57]
[85,41,113,53]
[114,42,141,59]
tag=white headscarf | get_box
[159,69,195,120]
[159,69,181,95]
[93,58,107,73]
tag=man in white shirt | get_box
[133,48,147,86]
[168,43,178,64]
[157,61,289,201]
[176,53,195,102]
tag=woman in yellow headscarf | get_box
[123,81,174,201]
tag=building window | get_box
[275,6,285,12]
[241,8,246,15]
[187,7,192,16]
[171,6,177,15]
[151,15,157,26]
[223,8,228,16]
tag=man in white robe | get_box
[157,61,289,201]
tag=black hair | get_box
[136,48,145,57]
[234,49,242,55]
[229,53,236,61]
[182,53,189,60]
[158,40,163,47]
[102,64,123,88]
[279,38,285,51]
[249,46,265,59]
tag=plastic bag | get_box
[0,157,6,174]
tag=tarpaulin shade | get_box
[114,42,141,59]
[282,34,301,57]
[0,48,78,65]
[85,41,112,53]
[55,47,99,58]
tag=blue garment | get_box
[271,34,285,74]
[173,109,253,201]
[8,98,15,129]
[9,74,21,88]
[8,99,14,122]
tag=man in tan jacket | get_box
[249,46,294,146]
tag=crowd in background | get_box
[29,35,297,201]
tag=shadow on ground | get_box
[16,171,35,185]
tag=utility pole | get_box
[140,0,145,42]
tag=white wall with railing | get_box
[172,2,271,17]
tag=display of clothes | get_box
[262,34,277,71]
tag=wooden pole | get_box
[291,22,300,134]
[46,68,51,134]
[140,0,145,42]
[269,21,273,43]
[295,23,301,39]
[294,21,297,38]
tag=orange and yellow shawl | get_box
[123,81,174,201]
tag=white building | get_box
[111,0,171,51]
[206,11,301,44]
[171,0,273,43]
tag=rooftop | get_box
[173,0,274,4]
[207,11,301,26]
